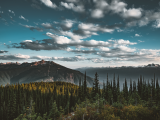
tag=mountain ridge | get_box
[0,60,95,87]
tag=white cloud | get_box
[60,19,76,31]
[23,40,33,43]
[138,40,144,42]
[19,15,29,22]
[0,54,30,60]
[123,8,142,18]
[109,0,127,14]
[41,23,53,29]
[127,10,160,27]
[135,34,140,37]
[140,49,160,56]
[8,10,15,16]
[65,0,79,2]
[91,9,104,18]
[40,0,57,9]
[60,2,84,12]
[152,19,160,28]
[77,23,114,35]
[118,45,136,52]
[20,23,43,32]
[95,0,108,9]
[30,55,51,60]
[46,32,72,44]
[63,19,75,28]
[117,29,123,32]
[109,39,137,46]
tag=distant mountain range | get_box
[0,60,95,87]
[75,64,160,91]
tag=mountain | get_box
[75,66,160,91]
[0,60,95,87]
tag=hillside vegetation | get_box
[0,72,160,120]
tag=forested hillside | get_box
[0,72,160,120]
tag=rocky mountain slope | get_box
[0,60,95,87]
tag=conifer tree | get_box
[105,73,109,101]
[112,73,117,102]
[83,71,87,98]
[129,79,132,95]
[92,72,99,99]
[48,101,60,120]
[78,78,82,101]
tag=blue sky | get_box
[0,0,160,69]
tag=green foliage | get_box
[48,101,60,120]
[1,74,160,120]
[112,102,124,109]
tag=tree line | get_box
[0,72,160,120]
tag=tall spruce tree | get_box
[84,71,87,98]
[78,78,82,101]
[129,79,132,95]
[93,72,99,99]
[112,73,117,102]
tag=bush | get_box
[112,102,124,109]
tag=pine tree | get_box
[78,78,82,101]
[92,72,99,99]
[48,101,60,120]
[83,71,87,98]
[124,78,128,104]
[117,75,120,99]
[129,79,132,95]
[102,80,105,99]
[112,73,117,103]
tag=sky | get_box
[0,0,160,69]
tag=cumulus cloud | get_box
[122,8,142,18]
[40,0,57,9]
[60,19,75,31]
[109,0,127,14]
[73,23,115,38]
[41,23,53,29]
[46,32,111,47]
[19,15,29,22]
[91,0,109,18]
[126,10,160,27]
[152,19,160,28]
[65,0,79,2]
[108,39,137,46]
[10,39,69,51]
[90,0,143,21]
[91,9,104,18]
[0,50,8,53]
[135,34,141,37]
[60,2,84,12]
[19,23,43,32]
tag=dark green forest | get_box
[0,72,160,120]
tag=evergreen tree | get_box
[92,72,99,99]
[129,79,132,95]
[117,75,120,98]
[102,80,105,99]
[48,101,60,120]
[83,71,87,98]
[112,73,117,102]
[78,78,82,101]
